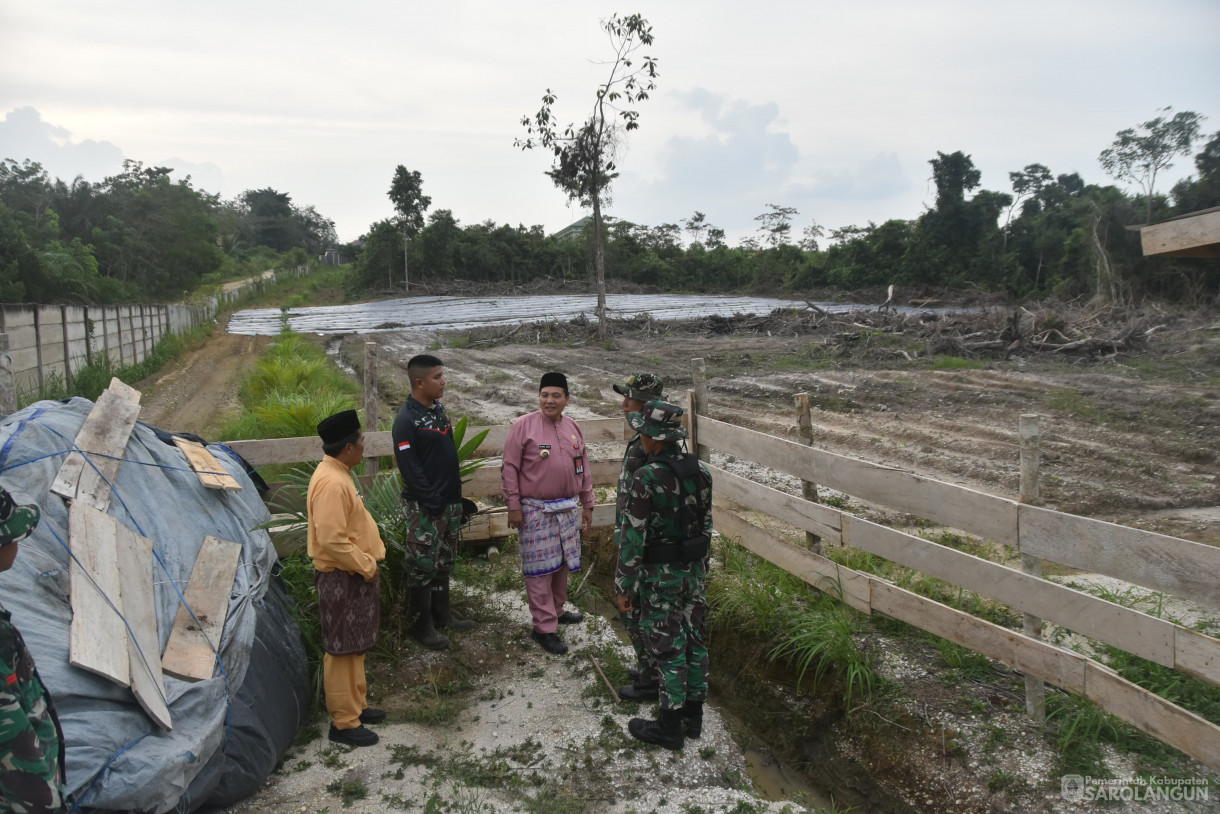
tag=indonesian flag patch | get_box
[397,441,410,451]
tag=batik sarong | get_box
[518,496,582,577]
[315,569,381,655]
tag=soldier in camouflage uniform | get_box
[614,400,712,751]
[610,372,666,700]
[393,354,475,651]
[0,486,66,813]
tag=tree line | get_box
[0,158,336,304]
[351,115,1218,305]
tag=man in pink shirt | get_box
[502,372,594,655]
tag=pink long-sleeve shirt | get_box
[501,410,595,511]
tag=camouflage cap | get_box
[0,487,40,547]
[612,372,665,403]
[627,399,688,442]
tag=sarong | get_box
[315,569,380,656]
[518,496,581,578]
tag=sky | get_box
[2,0,1218,246]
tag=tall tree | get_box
[799,220,824,252]
[240,188,300,251]
[1170,130,1220,213]
[1004,163,1053,249]
[388,165,431,292]
[683,211,706,245]
[754,203,799,248]
[516,13,658,340]
[1098,107,1205,223]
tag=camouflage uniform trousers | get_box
[637,564,709,711]
[620,600,655,676]
[400,499,462,588]
[0,610,65,814]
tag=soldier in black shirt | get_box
[392,354,474,650]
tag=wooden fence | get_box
[224,388,1220,771]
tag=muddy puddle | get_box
[226,293,926,336]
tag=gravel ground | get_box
[219,588,808,814]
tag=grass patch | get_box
[709,536,879,709]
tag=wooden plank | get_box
[51,378,142,511]
[1084,662,1220,771]
[869,580,1088,694]
[713,506,872,613]
[1175,628,1220,686]
[161,536,243,681]
[1140,209,1220,258]
[68,501,130,686]
[226,418,626,466]
[698,417,1019,546]
[114,520,172,730]
[841,515,1178,669]
[1019,505,1220,612]
[710,464,843,544]
[173,436,242,491]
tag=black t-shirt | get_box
[392,396,461,512]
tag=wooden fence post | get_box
[0,334,15,413]
[1019,414,1045,722]
[685,388,698,455]
[364,342,379,478]
[692,358,708,463]
[794,392,823,553]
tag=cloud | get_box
[613,89,916,240]
[0,107,125,182]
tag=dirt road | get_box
[136,328,271,439]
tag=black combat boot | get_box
[431,574,475,631]
[681,700,704,739]
[410,586,450,650]
[628,708,685,751]
[617,673,660,701]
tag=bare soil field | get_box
[137,300,1220,814]
[349,304,1220,541]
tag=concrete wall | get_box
[0,303,210,394]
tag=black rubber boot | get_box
[681,700,704,739]
[410,586,450,650]
[628,708,685,751]
[618,677,660,701]
[432,574,474,631]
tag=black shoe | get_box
[627,666,641,682]
[681,700,704,739]
[531,629,569,655]
[618,680,660,701]
[359,707,386,725]
[628,708,684,751]
[557,610,585,625]
[329,724,379,747]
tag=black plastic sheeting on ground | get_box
[0,399,310,813]
[226,292,830,335]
